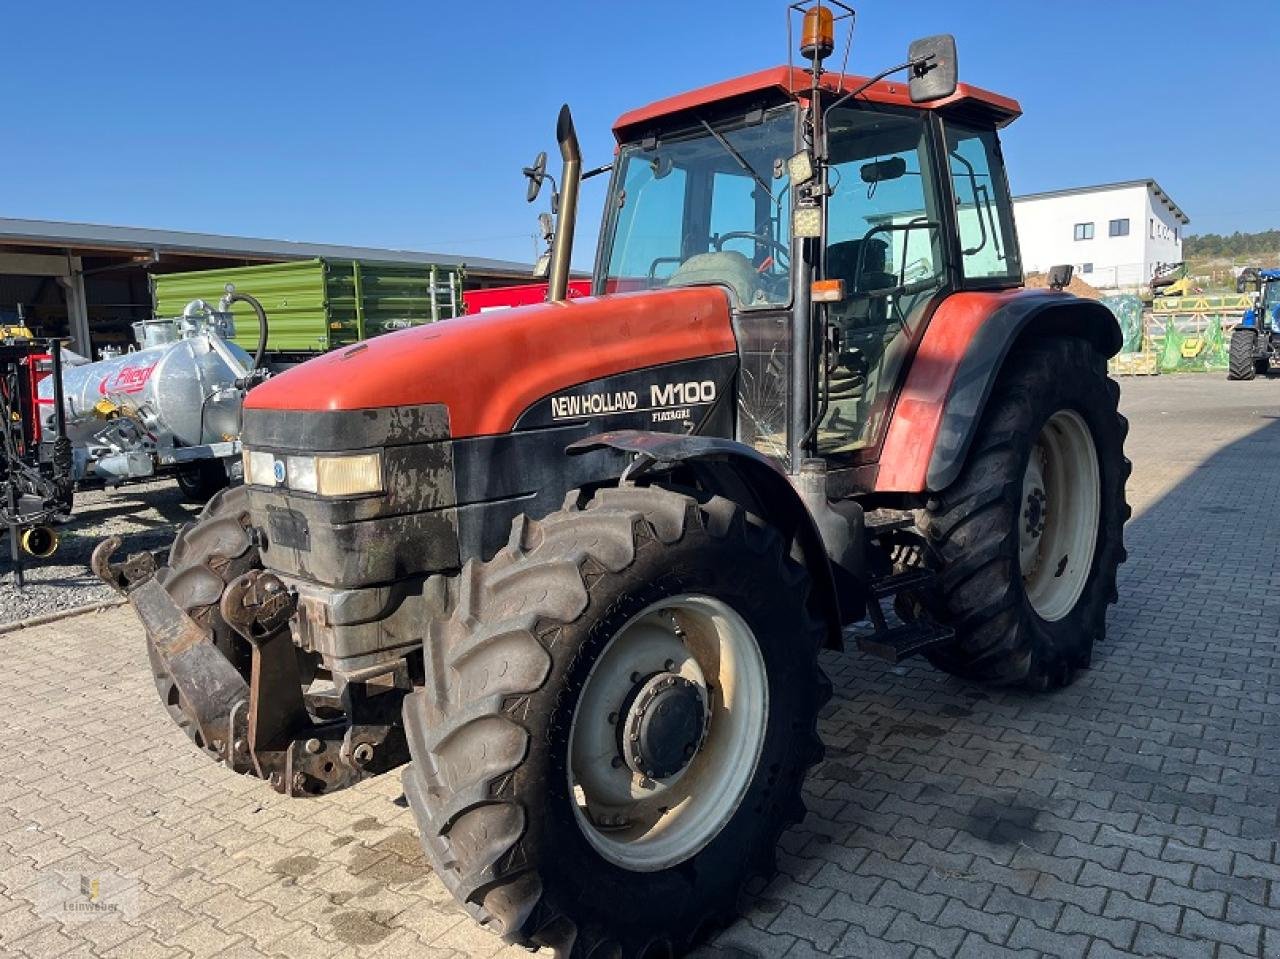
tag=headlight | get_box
[316,453,382,497]
[242,449,383,497]
[286,455,318,494]
[792,204,823,239]
[243,450,275,487]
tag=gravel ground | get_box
[0,477,202,625]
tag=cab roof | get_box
[613,65,1021,141]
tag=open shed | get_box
[0,217,533,357]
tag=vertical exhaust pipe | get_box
[547,104,581,303]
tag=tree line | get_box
[1184,230,1280,258]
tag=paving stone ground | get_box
[1,373,1277,959]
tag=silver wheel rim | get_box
[567,594,768,871]
[1020,409,1101,622]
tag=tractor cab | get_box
[1230,267,1280,379]
[581,44,1023,473]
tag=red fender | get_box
[876,289,1120,493]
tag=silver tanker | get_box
[38,294,266,498]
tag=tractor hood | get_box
[244,287,735,439]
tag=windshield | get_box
[1265,279,1280,312]
[601,105,795,308]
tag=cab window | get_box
[602,106,795,308]
[945,123,1022,284]
[817,105,945,455]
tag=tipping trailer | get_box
[152,258,466,363]
[98,6,1129,956]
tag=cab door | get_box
[814,104,948,457]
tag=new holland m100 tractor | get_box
[98,6,1129,956]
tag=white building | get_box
[1012,179,1189,290]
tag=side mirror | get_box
[908,34,958,104]
[524,151,548,203]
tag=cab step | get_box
[869,567,936,599]
[864,510,915,537]
[854,620,955,663]
[854,564,955,663]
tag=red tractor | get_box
[99,7,1129,957]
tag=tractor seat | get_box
[826,238,893,329]
[667,251,760,306]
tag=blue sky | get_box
[2,1,1276,268]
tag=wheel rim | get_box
[567,594,768,872]
[1019,409,1100,622]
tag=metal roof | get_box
[0,216,534,276]
[1013,179,1190,225]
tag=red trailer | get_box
[464,279,592,313]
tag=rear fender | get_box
[877,290,1121,494]
[568,430,847,648]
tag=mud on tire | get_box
[401,485,830,958]
[910,336,1130,691]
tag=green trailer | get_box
[152,258,465,357]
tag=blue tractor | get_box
[1229,268,1280,380]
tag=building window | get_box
[1109,218,1129,237]
[1074,222,1094,241]
[1150,218,1156,239]
[1081,262,1093,274]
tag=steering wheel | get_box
[713,231,790,269]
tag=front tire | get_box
[1229,328,1258,380]
[914,337,1129,691]
[148,484,259,751]
[401,486,829,958]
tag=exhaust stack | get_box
[547,104,581,303]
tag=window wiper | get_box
[697,118,778,207]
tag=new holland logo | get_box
[549,380,717,422]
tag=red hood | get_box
[245,287,736,439]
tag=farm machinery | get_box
[1146,260,1195,301]
[1228,267,1280,379]
[1,323,73,586]
[97,6,1129,956]
[36,288,269,501]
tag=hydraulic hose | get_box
[221,291,269,370]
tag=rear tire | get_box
[1229,328,1258,380]
[401,486,829,958]
[912,337,1129,691]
